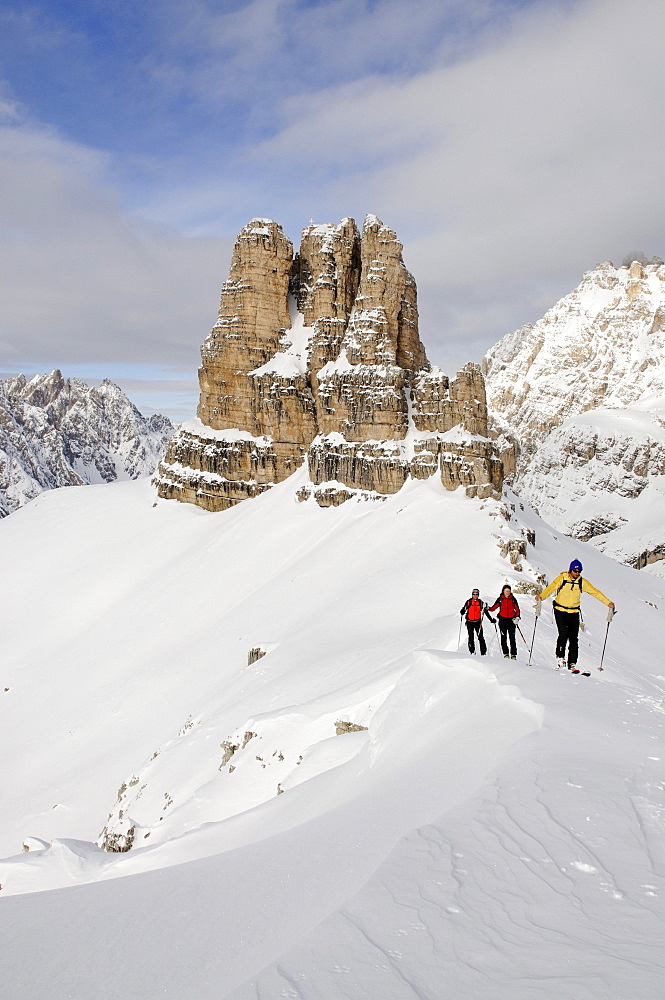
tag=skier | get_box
[535,559,615,672]
[460,588,495,655]
[488,584,521,659]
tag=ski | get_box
[551,663,592,676]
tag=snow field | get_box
[0,471,664,999]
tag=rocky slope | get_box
[484,258,665,568]
[0,371,174,516]
[156,215,503,510]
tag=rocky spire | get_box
[197,218,307,436]
[155,215,502,510]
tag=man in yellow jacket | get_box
[535,559,615,671]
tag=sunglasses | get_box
[570,569,581,575]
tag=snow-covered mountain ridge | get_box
[484,258,665,569]
[0,369,174,516]
[1,471,664,999]
[485,258,665,451]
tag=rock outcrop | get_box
[156,216,502,509]
[0,371,174,517]
[508,400,665,569]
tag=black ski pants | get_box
[466,621,487,655]
[498,617,517,657]
[554,607,579,665]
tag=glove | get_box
[489,617,496,624]
[514,617,520,623]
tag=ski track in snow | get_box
[0,474,664,999]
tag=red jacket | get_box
[489,594,520,619]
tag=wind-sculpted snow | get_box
[0,369,173,515]
[228,699,665,1000]
[0,474,664,999]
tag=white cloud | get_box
[146,0,512,113]
[0,121,232,376]
[252,0,665,369]
[2,0,664,410]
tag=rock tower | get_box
[155,215,502,509]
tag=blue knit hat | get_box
[569,559,583,572]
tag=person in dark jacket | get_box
[460,588,495,655]
[488,584,521,659]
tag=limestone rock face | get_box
[341,215,424,371]
[294,218,361,375]
[197,219,294,433]
[506,401,665,569]
[156,216,503,509]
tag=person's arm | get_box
[488,600,499,612]
[483,604,496,623]
[536,573,562,602]
[581,578,615,609]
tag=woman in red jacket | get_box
[489,584,521,659]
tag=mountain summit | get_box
[155,216,503,510]
[484,258,665,569]
[0,370,174,516]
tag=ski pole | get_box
[598,607,615,671]
[458,615,463,650]
[528,601,541,666]
[516,623,528,645]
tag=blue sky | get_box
[1,0,664,419]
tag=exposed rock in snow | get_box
[484,258,665,567]
[514,398,665,568]
[156,215,503,510]
[0,370,174,516]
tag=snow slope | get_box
[1,473,664,999]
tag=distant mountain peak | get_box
[0,373,174,516]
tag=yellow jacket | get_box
[540,571,612,613]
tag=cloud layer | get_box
[1,0,664,415]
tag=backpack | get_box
[557,575,582,597]
[496,594,519,618]
[466,598,483,622]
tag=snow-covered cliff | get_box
[0,370,174,516]
[484,258,665,569]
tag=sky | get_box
[1,0,664,420]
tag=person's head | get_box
[472,588,480,597]
[502,584,512,596]
[569,559,583,577]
